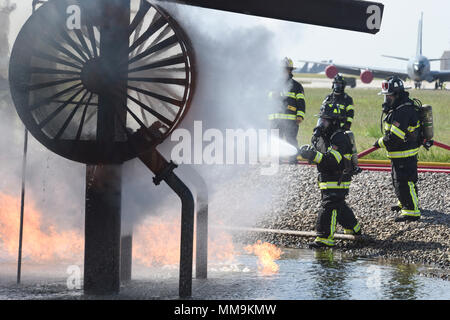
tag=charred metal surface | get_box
[84,164,123,294]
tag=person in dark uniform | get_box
[268,57,306,163]
[373,76,421,222]
[299,102,361,248]
[323,74,355,130]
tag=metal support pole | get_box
[195,194,208,279]
[120,234,132,282]
[84,165,123,294]
[83,0,130,295]
[16,129,28,284]
[16,0,35,285]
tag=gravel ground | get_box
[214,164,450,277]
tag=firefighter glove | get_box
[373,140,380,148]
[373,137,384,149]
[299,145,317,162]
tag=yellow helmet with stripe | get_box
[283,57,294,69]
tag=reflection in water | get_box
[309,249,352,299]
[1,248,449,300]
[385,264,420,300]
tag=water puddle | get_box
[0,246,449,300]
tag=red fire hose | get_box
[356,142,450,174]
[295,142,449,174]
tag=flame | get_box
[133,217,180,267]
[244,240,283,275]
[0,192,236,268]
[133,215,236,267]
[0,193,83,263]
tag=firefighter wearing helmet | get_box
[299,102,361,248]
[268,57,306,163]
[373,76,421,222]
[322,74,355,130]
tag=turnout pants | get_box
[315,189,360,246]
[391,157,420,217]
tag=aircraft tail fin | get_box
[417,12,423,56]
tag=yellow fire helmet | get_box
[283,57,294,69]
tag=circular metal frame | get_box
[9,0,196,164]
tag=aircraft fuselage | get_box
[407,55,431,82]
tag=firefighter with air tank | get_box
[373,76,433,222]
[299,102,361,248]
[323,74,355,130]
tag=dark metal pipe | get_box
[138,149,196,297]
[163,172,195,298]
[179,165,208,279]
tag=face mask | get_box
[333,83,344,94]
[382,95,395,113]
[313,118,330,137]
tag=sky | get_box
[8,0,450,73]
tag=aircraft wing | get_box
[430,70,450,82]
[298,60,409,80]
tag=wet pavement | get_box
[1,247,449,300]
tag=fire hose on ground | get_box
[296,141,450,174]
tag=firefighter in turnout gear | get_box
[268,57,306,163]
[299,103,361,248]
[373,76,421,222]
[322,74,355,130]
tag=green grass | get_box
[297,88,450,162]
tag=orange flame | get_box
[244,240,282,275]
[0,193,83,263]
[133,215,236,267]
[0,192,236,269]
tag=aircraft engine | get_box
[360,69,374,84]
[325,65,339,79]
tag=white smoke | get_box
[1,0,305,243]
[122,2,304,229]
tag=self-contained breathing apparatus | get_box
[379,77,434,150]
[311,103,361,177]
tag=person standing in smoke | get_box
[268,57,306,163]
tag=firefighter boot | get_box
[308,241,332,249]
[394,215,420,222]
[308,237,335,249]
[343,223,361,236]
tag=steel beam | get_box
[161,0,384,34]
[83,0,130,295]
